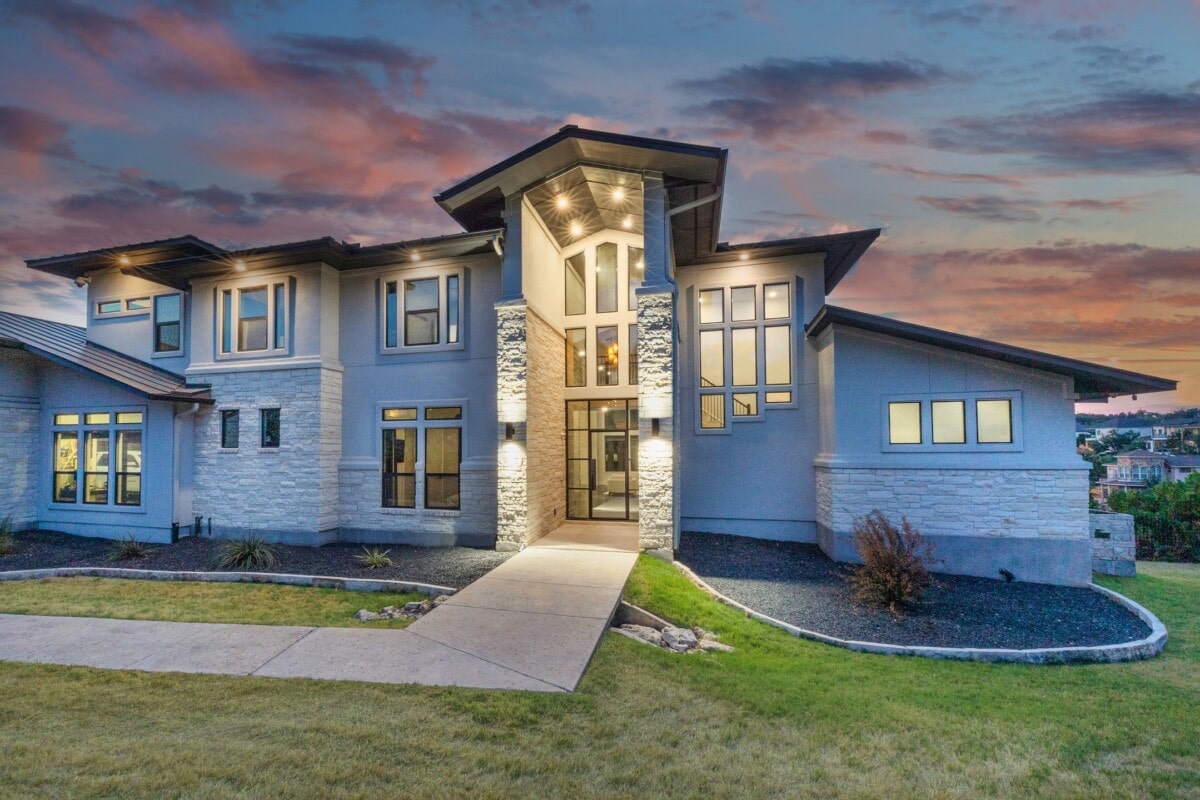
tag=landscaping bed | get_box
[677,532,1150,649]
[0,529,511,590]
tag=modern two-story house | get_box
[0,126,1176,586]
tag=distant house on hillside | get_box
[1149,416,1200,452]
[1096,449,1200,503]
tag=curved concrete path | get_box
[0,523,638,692]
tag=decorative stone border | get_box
[672,561,1167,664]
[0,567,456,598]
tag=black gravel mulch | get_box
[0,530,512,590]
[678,532,1150,650]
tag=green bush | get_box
[0,516,14,556]
[215,537,278,571]
[1108,473,1200,562]
[109,535,149,562]
[847,510,936,613]
[356,547,393,569]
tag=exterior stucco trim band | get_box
[0,567,456,597]
[673,561,1167,664]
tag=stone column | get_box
[495,301,529,551]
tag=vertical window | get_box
[698,289,724,324]
[425,426,461,510]
[629,323,638,385]
[699,329,725,387]
[764,326,791,385]
[82,430,109,504]
[53,431,78,503]
[888,402,922,445]
[565,252,586,316]
[382,428,417,508]
[220,290,233,353]
[274,284,286,349]
[700,394,725,429]
[405,278,439,346]
[238,287,268,351]
[764,283,790,319]
[221,410,239,449]
[566,328,587,388]
[447,275,460,344]
[628,246,644,311]
[596,326,619,386]
[731,328,757,386]
[932,400,966,444]
[976,399,1013,444]
[385,281,398,348]
[731,287,755,321]
[595,242,617,313]
[115,430,142,506]
[261,408,280,448]
[154,294,181,353]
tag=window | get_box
[127,297,150,311]
[628,246,644,310]
[154,294,181,353]
[596,326,619,386]
[50,410,144,507]
[595,242,618,313]
[221,410,239,449]
[565,252,586,316]
[976,399,1013,444]
[629,323,638,385]
[261,408,280,448]
[219,282,287,356]
[932,400,966,444]
[888,402,922,445]
[96,300,122,315]
[696,281,795,429]
[381,403,463,510]
[382,270,463,350]
[566,328,587,388]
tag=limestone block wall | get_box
[1090,510,1136,577]
[637,288,676,555]
[495,303,528,549]
[816,466,1092,585]
[193,366,342,544]
[0,402,40,529]
[525,309,565,541]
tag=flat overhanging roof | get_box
[684,229,882,294]
[806,305,1177,401]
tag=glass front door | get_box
[566,399,639,521]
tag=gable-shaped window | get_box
[218,281,289,357]
[382,268,464,352]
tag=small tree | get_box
[1107,473,1200,562]
[847,511,936,613]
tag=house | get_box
[1097,449,1200,503]
[1149,416,1200,452]
[0,125,1177,586]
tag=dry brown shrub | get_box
[847,510,936,613]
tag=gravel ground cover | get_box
[0,529,511,590]
[677,532,1150,649]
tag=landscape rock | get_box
[614,621,733,654]
[433,595,451,605]
[662,626,699,652]
[354,609,379,621]
[698,639,735,653]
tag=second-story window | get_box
[219,281,288,356]
[382,269,463,351]
[153,294,182,353]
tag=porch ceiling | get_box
[525,165,644,247]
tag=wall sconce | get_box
[650,418,662,438]
[505,422,516,441]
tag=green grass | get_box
[0,577,424,628]
[0,562,1197,798]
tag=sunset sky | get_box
[0,0,1197,412]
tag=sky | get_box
[0,0,1197,412]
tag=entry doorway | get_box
[566,399,639,521]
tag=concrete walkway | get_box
[0,522,639,692]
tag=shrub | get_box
[356,547,393,569]
[847,510,936,613]
[109,534,149,561]
[0,516,14,556]
[215,537,278,571]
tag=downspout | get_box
[174,402,201,537]
[662,187,723,290]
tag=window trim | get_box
[379,266,466,354]
[215,277,291,360]
[47,406,147,512]
[880,391,1023,453]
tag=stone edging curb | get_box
[672,561,1167,664]
[0,567,456,598]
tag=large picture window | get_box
[50,410,144,507]
[380,404,463,511]
[382,269,464,351]
[219,281,288,356]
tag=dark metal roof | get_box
[684,229,882,293]
[806,305,1177,401]
[26,235,225,282]
[0,311,211,403]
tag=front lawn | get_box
[0,577,424,628]
[0,562,1196,798]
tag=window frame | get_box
[47,406,146,511]
[379,266,466,354]
[152,292,184,355]
[215,277,291,360]
[377,399,468,513]
[880,391,1023,453]
[220,409,240,450]
[260,408,281,449]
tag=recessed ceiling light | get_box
[622,216,633,229]
[570,222,582,236]
[117,254,130,266]
[635,260,644,270]
[612,188,625,201]
[410,252,421,262]
[234,260,246,271]
[556,196,569,209]
[739,252,750,261]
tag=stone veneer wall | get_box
[525,309,565,542]
[193,366,342,544]
[0,401,40,529]
[495,303,529,550]
[815,466,1092,585]
[637,288,676,555]
[1089,510,1136,577]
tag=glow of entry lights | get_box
[117,254,130,266]
[234,260,246,271]
[739,252,750,261]
[570,222,583,236]
[410,252,421,262]
[612,188,625,201]
[556,196,568,209]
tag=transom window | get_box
[695,281,794,431]
[382,270,463,351]
[51,410,144,507]
[380,403,464,510]
[884,394,1020,450]
[219,281,288,356]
